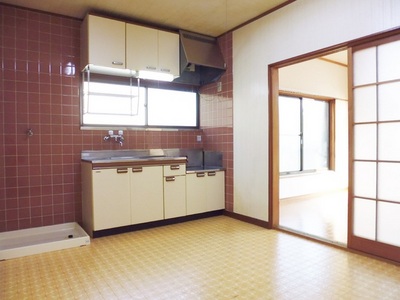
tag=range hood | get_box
[173,30,226,86]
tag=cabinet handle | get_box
[196,172,205,177]
[170,165,180,170]
[112,61,123,65]
[132,167,143,173]
[160,68,171,73]
[146,66,157,70]
[117,168,128,174]
[208,171,216,176]
[165,176,175,182]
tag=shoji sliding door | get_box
[349,34,400,262]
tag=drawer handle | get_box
[165,176,175,182]
[208,171,216,176]
[117,168,128,174]
[197,172,205,177]
[112,61,123,65]
[170,165,180,170]
[132,167,143,173]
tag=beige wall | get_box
[232,0,400,221]
[279,57,348,100]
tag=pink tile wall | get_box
[200,33,234,212]
[0,4,204,232]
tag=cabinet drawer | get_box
[163,164,186,176]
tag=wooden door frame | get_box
[268,46,347,229]
[268,28,400,261]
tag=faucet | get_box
[116,135,124,147]
[104,130,124,147]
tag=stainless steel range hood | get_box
[173,30,226,86]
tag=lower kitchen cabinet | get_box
[205,171,225,211]
[186,170,225,215]
[131,166,164,224]
[88,166,131,231]
[163,164,186,219]
[186,172,207,214]
[82,160,224,237]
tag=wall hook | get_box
[26,128,34,137]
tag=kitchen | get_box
[1,0,400,298]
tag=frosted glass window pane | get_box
[353,198,376,240]
[378,123,400,161]
[303,98,329,170]
[279,96,301,173]
[354,86,377,123]
[279,96,300,135]
[148,89,197,127]
[353,47,377,86]
[354,161,376,198]
[378,82,400,121]
[377,202,400,247]
[378,40,400,82]
[354,124,376,160]
[377,162,400,202]
[280,136,301,172]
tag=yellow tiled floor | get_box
[1,216,400,299]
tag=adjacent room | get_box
[278,50,349,245]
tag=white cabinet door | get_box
[130,166,164,224]
[81,15,126,69]
[186,172,207,215]
[92,168,131,230]
[126,24,179,78]
[158,30,180,77]
[126,24,158,72]
[206,171,225,211]
[164,175,186,219]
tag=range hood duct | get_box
[173,30,226,86]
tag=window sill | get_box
[80,126,201,132]
[280,169,332,178]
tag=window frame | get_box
[80,73,200,130]
[279,91,336,175]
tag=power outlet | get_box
[217,81,222,92]
[196,135,202,142]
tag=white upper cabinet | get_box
[158,30,180,76]
[126,23,180,78]
[126,24,158,72]
[81,15,126,70]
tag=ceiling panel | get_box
[1,0,293,36]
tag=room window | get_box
[81,74,198,128]
[279,94,333,174]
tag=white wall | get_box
[233,0,400,221]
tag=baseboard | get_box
[223,211,271,229]
[92,210,224,238]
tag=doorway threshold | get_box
[277,225,347,248]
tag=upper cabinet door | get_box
[158,30,180,76]
[81,15,126,70]
[126,23,158,72]
[126,23,179,78]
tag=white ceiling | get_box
[2,0,293,37]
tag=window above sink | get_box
[81,72,199,129]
